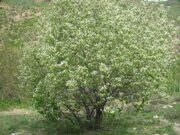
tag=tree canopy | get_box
[19,0,177,129]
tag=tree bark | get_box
[94,108,103,129]
[87,115,93,130]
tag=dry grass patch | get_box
[0,109,36,116]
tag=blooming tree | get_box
[19,0,177,129]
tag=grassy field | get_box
[0,93,179,135]
[0,0,179,134]
[163,0,180,25]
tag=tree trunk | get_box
[94,108,103,129]
[87,113,93,130]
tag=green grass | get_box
[0,97,179,135]
[161,104,180,123]
[0,104,178,135]
[163,0,180,24]
[0,100,29,111]
[0,113,43,135]
[0,1,42,48]
[0,111,81,135]
[161,0,180,94]
[0,0,47,100]
[2,0,47,8]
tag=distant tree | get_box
[19,0,177,130]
